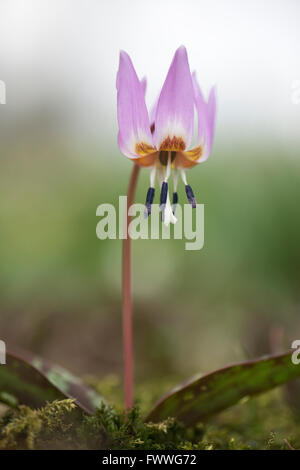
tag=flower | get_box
[116,46,216,226]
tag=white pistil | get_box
[162,153,177,226]
[163,191,177,226]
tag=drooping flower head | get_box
[116,46,216,225]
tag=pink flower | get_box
[117,46,216,225]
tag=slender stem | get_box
[122,163,140,409]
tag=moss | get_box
[0,399,77,449]
[0,377,300,450]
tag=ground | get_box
[0,375,299,450]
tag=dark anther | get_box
[150,122,155,134]
[172,192,178,214]
[145,187,155,217]
[160,182,168,206]
[185,184,196,208]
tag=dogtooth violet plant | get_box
[1,48,300,441]
[117,46,216,408]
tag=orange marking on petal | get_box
[177,146,203,168]
[184,146,202,161]
[134,142,157,166]
[135,141,156,157]
[159,136,186,152]
[135,154,158,167]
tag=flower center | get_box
[159,136,186,152]
[159,150,176,166]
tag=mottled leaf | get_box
[146,351,300,426]
[0,350,105,414]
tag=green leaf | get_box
[0,350,106,414]
[146,351,300,426]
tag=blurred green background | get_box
[0,0,300,394]
[1,137,300,383]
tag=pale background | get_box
[0,0,299,391]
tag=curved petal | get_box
[206,86,216,155]
[140,76,147,97]
[149,96,158,129]
[133,151,158,167]
[177,151,201,168]
[192,72,208,148]
[154,46,194,151]
[185,72,216,164]
[117,51,155,160]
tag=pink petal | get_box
[149,96,159,134]
[191,72,216,162]
[154,46,194,151]
[192,72,208,146]
[140,76,147,97]
[116,51,153,159]
[206,86,216,154]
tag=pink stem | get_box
[122,163,140,409]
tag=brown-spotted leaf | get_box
[0,350,105,414]
[146,351,300,426]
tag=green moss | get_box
[0,399,76,449]
[0,378,299,450]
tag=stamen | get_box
[172,192,178,213]
[145,187,155,217]
[164,152,171,182]
[160,181,168,206]
[180,168,196,208]
[158,167,164,188]
[150,165,156,187]
[144,166,156,217]
[160,152,171,221]
[173,167,178,192]
[172,168,178,214]
[172,192,178,204]
[185,184,197,208]
[180,168,188,185]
